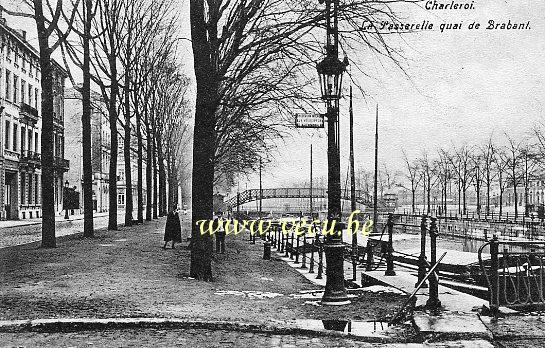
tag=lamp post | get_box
[64,180,70,220]
[316,0,349,305]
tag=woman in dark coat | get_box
[163,209,182,249]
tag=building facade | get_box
[0,19,68,220]
[64,87,111,213]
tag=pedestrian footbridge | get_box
[225,187,381,209]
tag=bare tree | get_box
[401,150,421,213]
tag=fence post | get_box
[490,235,499,320]
[385,213,396,276]
[317,239,324,279]
[301,235,307,269]
[290,231,295,259]
[416,214,428,288]
[426,217,441,309]
[280,227,285,253]
[365,240,374,271]
[295,234,300,264]
[309,237,315,273]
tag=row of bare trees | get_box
[3,0,190,247]
[401,129,545,219]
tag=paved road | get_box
[0,212,121,249]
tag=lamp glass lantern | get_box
[316,55,348,101]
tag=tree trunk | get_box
[82,0,94,237]
[157,132,167,216]
[107,20,118,231]
[190,0,215,281]
[145,113,153,221]
[123,43,133,227]
[34,1,56,247]
[135,95,144,223]
[152,131,158,219]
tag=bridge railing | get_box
[478,237,545,317]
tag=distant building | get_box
[0,19,68,220]
[64,87,111,213]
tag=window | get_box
[35,88,39,109]
[28,130,33,152]
[13,75,19,103]
[118,168,125,181]
[21,127,25,152]
[13,124,18,151]
[34,133,39,153]
[28,84,32,106]
[5,70,11,102]
[21,80,26,104]
[28,175,33,205]
[21,175,26,204]
[4,121,10,150]
[34,174,39,204]
[118,192,125,205]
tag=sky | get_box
[4,0,544,194]
[218,0,545,191]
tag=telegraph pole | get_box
[310,144,313,217]
[373,104,379,234]
[349,86,357,280]
[259,158,263,218]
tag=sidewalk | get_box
[0,218,413,341]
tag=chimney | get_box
[22,30,26,40]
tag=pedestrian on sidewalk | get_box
[215,212,226,254]
[164,207,182,249]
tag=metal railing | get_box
[368,213,441,309]
[478,237,545,316]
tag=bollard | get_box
[263,240,271,260]
[316,240,324,279]
[280,229,285,253]
[295,234,300,264]
[385,213,396,276]
[309,238,315,273]
[290,230,295,259]
[490,235,499,320]
[426,217,441,309]
[365,240,374,271]
[301,235,307,269]
[416,214,428,288]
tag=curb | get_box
[0,317,400,343]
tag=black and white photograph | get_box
[0,0,543,347]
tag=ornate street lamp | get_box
[316,55,348,101]
[317,0,350,306]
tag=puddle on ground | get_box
[114,239,128,242]
[214,290,283,299]
[98,244,115,247]
[259,277,274,281]
[295,319,390,337]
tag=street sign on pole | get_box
[295,114,324,128]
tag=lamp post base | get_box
[321,242,350,306]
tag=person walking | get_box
[215,212,226,254]
[164,207,182,249]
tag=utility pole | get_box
[349,86,357,277]
[259,158,263,218]
[373,104,379,234]
[310,144,313,218]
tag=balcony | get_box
[54,156,70,172]
[19,103,39,124]
[20,150,41,168]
